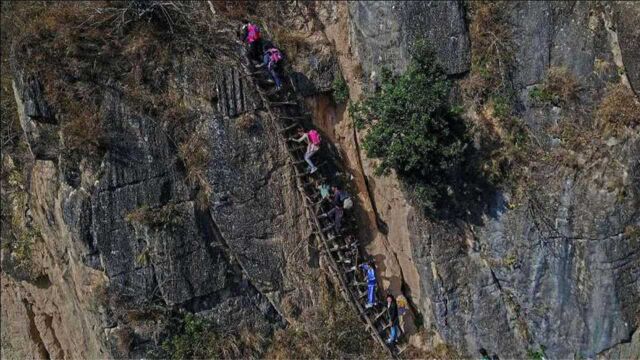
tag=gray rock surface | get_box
[402,2,640,358]
[349,0,470,81]
[7,33,302,356]
[614,1,640,95]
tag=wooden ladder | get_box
[239,55,402,358]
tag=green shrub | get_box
[160,313,267,359]
[527,346,546,360]
[332,73,349,104]
[350,40,472,214]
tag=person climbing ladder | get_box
[256,44,283,91]
[241,22,262,62]
[386,294,400,345]
[353,260,377,309]
[319,185,352,234]
[289,128,321,174]
[245,31,399,356]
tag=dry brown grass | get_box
[178,132,212,204]
[61,110,105,154]
[597,84,640,129]
[543,66,580,104]
[235,112,257,131]
[211,0,255,20]
[265,288,385,360]
[461,1,514,105]
[125,203,184,229]
[401,342,463,360]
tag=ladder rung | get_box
[270,101,297,106]
[279,123,299,133]
[378,322,391,332]
[396,345,408,355]
[280,115,308,121]
[373,309,387,321]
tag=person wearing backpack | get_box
[256,44,283,91]
[319,185,351,234]
[241,22,262,62]
[289,128,320,174]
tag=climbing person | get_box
[241,22,262,61]
[256,44,283,91]
[289,128,321,174]
[316,179,331,200]
[314,179,331,213]
[386,293,400,345]
[357,260,377,308]
[319,185,352,234]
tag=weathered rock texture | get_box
[349,0,470,79]
[308,1,640,359]
[2,1,639,359]
[2,9,319,358]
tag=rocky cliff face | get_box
[1,1,639,359]
[1,3,325,358]
[293,1,640,358]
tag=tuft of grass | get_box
[235,112,257,131]
[125,203,185,229]
[61,109,106,155]
[596,83,640,130]
[178,132,212,205]
[461,0,515,107]
[265,295,384,359]
[211,0,254,20]
[160,313,268,359]
[530,67,579,106]
[527,346,547,360]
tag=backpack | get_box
[268,48,283,63]
[397,296,408,315]
[343,197,353,209]
[308,130,321,145]
[246,24,260,43]
[338,190,352,209]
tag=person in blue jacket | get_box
[359,261,377,308]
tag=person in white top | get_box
[289,128,321,174]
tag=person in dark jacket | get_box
[386,294,400,345]
[319,185,349,234]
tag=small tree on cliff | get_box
[350,40,474,216]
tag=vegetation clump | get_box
[332,72,349,104]
[596,83,640,130]
[125,203,185,229]
[462,0,515,107]
[529,67,579,105]
[265,293,384,359]
[461,1,536,202]
[160,313,268,359]
[350,40,477,215]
